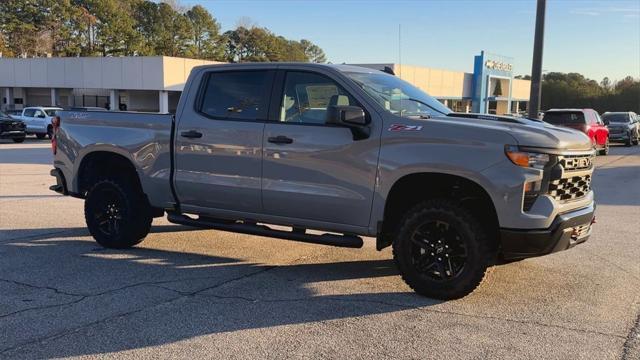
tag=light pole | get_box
[528,0,546,119]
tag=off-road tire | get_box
[84,178,152,249]
[392,199,490,300]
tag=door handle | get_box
[180,130,203,139]
[267,135,293,144]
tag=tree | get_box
[0,0,327,64]
[600,77,611,92]
[77,0,142,56]
[153,2,192,57]
[186,5,224,60]
[300,39,326,63]
[0,0,46,57]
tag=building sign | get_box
[484,60,513,72]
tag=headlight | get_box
[504,145,550,169]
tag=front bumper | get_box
[500,202,595,260]
[609,132,629,142]
[0,130,26,139]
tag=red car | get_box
[542,109,610,155]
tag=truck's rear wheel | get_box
[392,199,490,300]
[84,179,152,248]
[36,133,46,139]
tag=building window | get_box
[446,99,471,113]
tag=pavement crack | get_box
[0,278,84,297]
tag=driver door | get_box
[261,70,381,228]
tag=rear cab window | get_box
[198,70,274,121]
[543,111,586,125]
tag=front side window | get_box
[199,71,271,120]
[279,71,358,124]
[23,109,35,117]
[345,71,451,118]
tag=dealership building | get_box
[0,51,530,115]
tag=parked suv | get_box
[17,106,63,139]
[543,109,610,155]
[602,112,639,146]
[0,111,26,143]
[50,64,597,299]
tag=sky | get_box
[181,0,640,82]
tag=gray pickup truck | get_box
[50,63,596,299]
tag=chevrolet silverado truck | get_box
[50,63,597,299]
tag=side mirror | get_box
[38,114,46,118]
[603,119,609,126]
[326,105,370,140]
[326,105,367,126]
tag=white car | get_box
[18,107,63,139]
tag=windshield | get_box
[345,71,451,117]
[602,113,630,123]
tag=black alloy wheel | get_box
[410,220,467,281]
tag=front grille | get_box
[548,174,591,202]
[558,154,594,171]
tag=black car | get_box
[602,112,640,146]
[0,111,27,143]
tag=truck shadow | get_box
[0,226,440,357]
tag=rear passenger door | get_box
[174,69,275,214]
[261,69,380,229]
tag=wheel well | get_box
[76,152,142,196]
[379,173,499,251]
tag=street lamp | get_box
[528,0,546,119]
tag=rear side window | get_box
[543,112,585,125]
[199,71,272,121]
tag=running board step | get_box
[166,213,363,248]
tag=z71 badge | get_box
[388,124,423,132]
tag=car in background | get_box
[543,109,610,155]
[0,111,26,143]
[16,106,63,139]
[602,112,639,146]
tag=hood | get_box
[443,113,593,151]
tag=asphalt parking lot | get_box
[0,138,638,359]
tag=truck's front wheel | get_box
[392,199,490,300]
[84,179,152,248]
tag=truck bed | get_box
[54,110,175,208]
